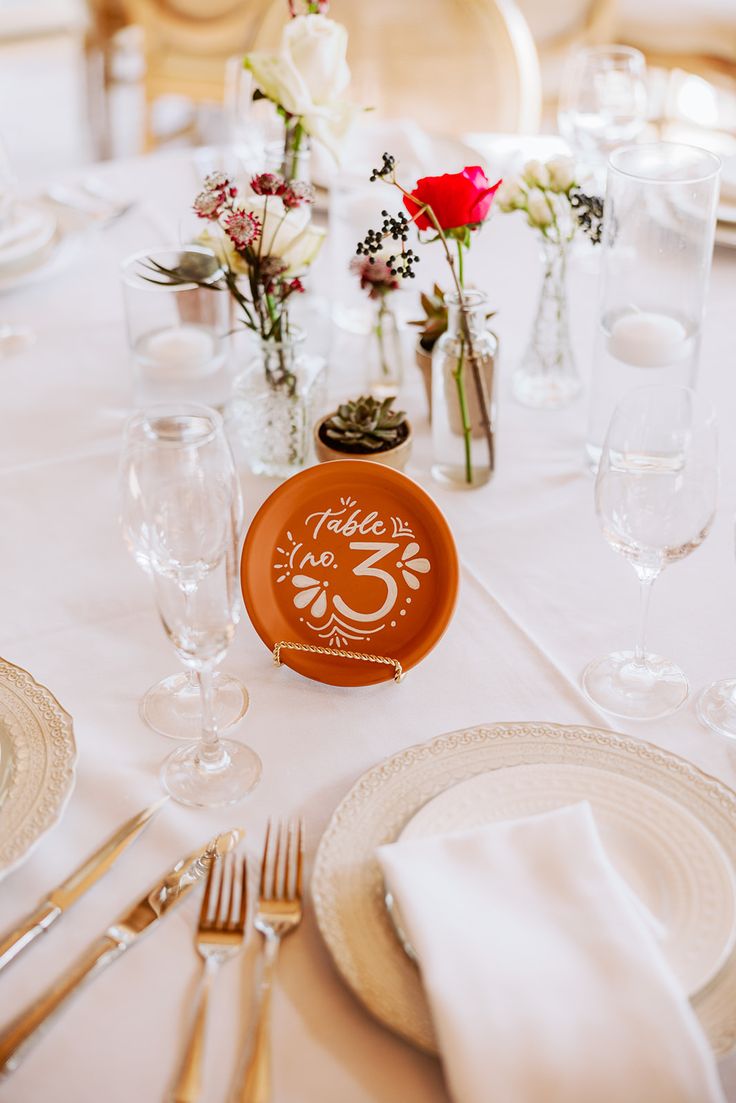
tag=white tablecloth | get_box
[2,140,736,1103]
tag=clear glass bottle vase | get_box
[229,329,326,479]
[367,297,403,398]
[431,290,497,489]
[513,236,581,410]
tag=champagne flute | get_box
[120,406,249,738]
[582,384,717,719]
[697,522,736,738]
[558,45,648,186]
[122,405,261,806]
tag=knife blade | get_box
[0,827,243,1076]
[0,797,169,975]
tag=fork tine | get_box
[215,853,230,926]
[259,820,272,898]
[273,821,284,900]
[199,851,219,924]
[295,818,304,901]
[234,856,248,932]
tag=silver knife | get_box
[0,827,243,1076]
[0,797,168,975]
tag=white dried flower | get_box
[546,156,577,193]
[495,178,526,212]
[526,188,554,229]
[522,159,550,189]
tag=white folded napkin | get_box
[377,803,725,1103]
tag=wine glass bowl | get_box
[583,385,717,719]
[558,45,648,183]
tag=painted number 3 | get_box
[333,542,400,623]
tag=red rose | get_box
[404,166,502,232]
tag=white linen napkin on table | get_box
[377,803,726,1103]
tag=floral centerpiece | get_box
[496,155,603,409]
[244,0,357,178]
[145,170,326,477]
[356,155,501,487]
[350,254,402,398]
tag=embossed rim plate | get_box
[312,723,736,1057]
[390,763,736,997]
[0,657,76,879]
[241,461,459,686]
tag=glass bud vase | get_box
[431,290,497,489]
[513,237,581,410]
[367,298,403,399]
[229,330,326,479]
[281,118,311,184]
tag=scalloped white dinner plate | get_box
[0,657,76,879]
[313,723,736,1057]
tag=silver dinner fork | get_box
[231,820,304,1103]
[170,851,247,1103]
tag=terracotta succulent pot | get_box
[314,416,413,471]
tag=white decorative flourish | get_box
[397,542,430,590]
[390,516,414,539]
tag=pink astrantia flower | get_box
[282,181,316,209]
[350,255,399,299]
[224,209,262,250]
[250,172,286,197]
[192,172,236,219]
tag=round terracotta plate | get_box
[241,461,459,686]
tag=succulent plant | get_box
[324,396,407,452]
[409,284,448,352]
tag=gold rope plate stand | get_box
[272,641,405,684]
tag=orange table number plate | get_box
[241,461,459,686]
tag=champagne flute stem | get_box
[633,571,657,667]
[197,665,227,769]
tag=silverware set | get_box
[0,807,305,1103]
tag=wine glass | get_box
[120,406,250,739]
[558,45,648,186]
[122,405,261,806]
[697,523,736,738]
[582,385,717,719]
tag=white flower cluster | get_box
[496,156,578,233]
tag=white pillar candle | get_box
[607,311,688,368]
[142,324,218,379]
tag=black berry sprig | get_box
[369,153,396,181]
[356,207,419,278]
[570,190,604,245]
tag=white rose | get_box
[495,177,526,212]
[526,188,554,229]
[245,15,358,160]
[522,159,550,189]
[235,196,325,274]
[546,156,576,193]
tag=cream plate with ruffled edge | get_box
[0,657,76,879]
[312,723,736,1057]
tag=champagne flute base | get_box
[582,649,688,719]
[696,678,736,738]
[141,671,249,739]
[160,738,262,807]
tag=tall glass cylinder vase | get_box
[431,290,497,489]
[228,329,326,479]
[513,236,581,409]
[586,142,720,470]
